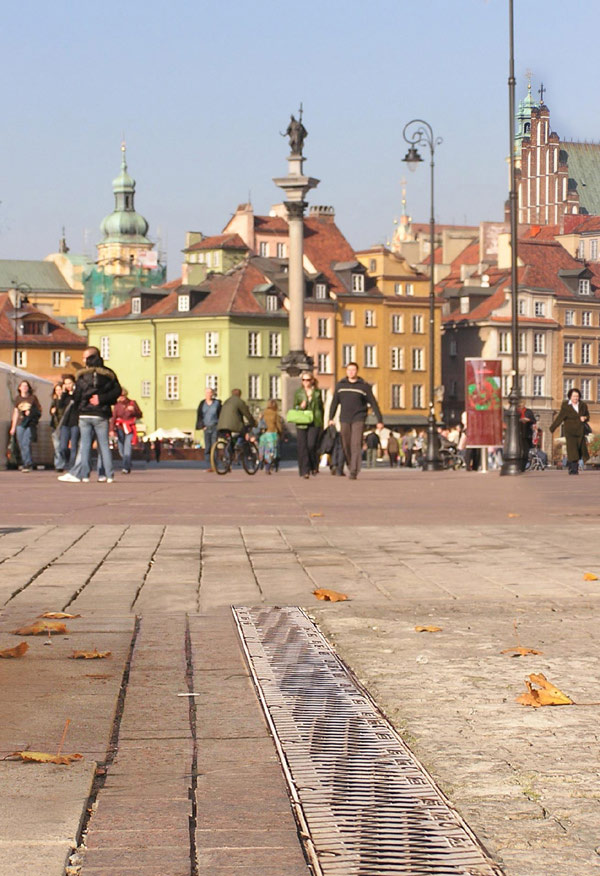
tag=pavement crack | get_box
[185,616,199,876]
[62,526,131,611]
[129,525,167,610]
[196,526,204,614]
[239,527,265,601]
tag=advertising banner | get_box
[465,358,503,447]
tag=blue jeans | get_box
[59,425,80,470]
[204,426,217,468]
[78,416,113,480]
[16,424,33,468]
[52,429,64,469]
[117,429,133,472]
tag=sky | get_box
[2,0,600,280]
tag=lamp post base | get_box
[423,409,443,471]
[500,395,524,476]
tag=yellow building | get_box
[0,257,92,333]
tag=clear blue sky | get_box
[2,0,599,279]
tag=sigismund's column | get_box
[273,108,319,413]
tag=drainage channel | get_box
[233,606,504,876]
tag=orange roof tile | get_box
[184,233,248,252]
[0,294,86,346]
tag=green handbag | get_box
[286,409,314,425]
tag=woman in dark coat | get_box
[293,372,324,478]
[550,387,590,475]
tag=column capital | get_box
[284,201,308,220]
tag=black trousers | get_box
[297,426,322,476]
[340,420,365,477]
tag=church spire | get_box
[100,141,149,242]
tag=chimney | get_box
[309,205,336,224]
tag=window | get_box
[394,283,403,295]
[248,374,261,400]
[502,374,511,397]
[341,309,354,327]
[391,384,404,408]
[342,344,355,367]
[276,242,286,258]
[577,240,585,259]
[533,375,544,397]
[392,314,404,333]
[518,299,527,316]
[100,336,110,360]
[205,332,219,357]
[14,350,26,367]
[206,252,212,268]
[314,283,328,300]
[564,341,575,364]
[533,333,545,354]
[412,384,424,408]
[582,342,592,365]
[591,239,598,260]
[449,339,457,357]
[581,378,592,400]
[412,348,424,371]
[352,273,365,293]
[499,331,511,354]
[364,345,377,368]
[405,283,414,296]
[141,380,151,398]
[412,314,424,333]
[259,242,268,257]
[269,332,281,357]
[369,258,376,272]
[391,347,404,370]
[165,333,179,358]
[564,377,575,397]
[23,320,46,335]
[197,252,205,264]
[582,311,592,327]
[131,297,141,315]
[178,294,190,312]
[317,318,329,338]
[305,319,310,338]
[518,332,527,354]
[579,278,591,295]
[248,331,261,356]
[519,374,526,395]
[565,310,575,326]
[141,339,151,357]
[206,374,219,395]
[269,374,281,399]
[364,310,376,327]
[51,351,65,367]
[534,301,545,317]
[317,353,330,373]
[165,375,179,400]
[265,294,278,312]
[460,296,470,314]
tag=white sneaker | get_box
[82,478,90,483]
[106,478,114,484]
[58,473,81,483]
[97,476,107,482]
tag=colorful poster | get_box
[465,359,503,447]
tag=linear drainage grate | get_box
[233,606,504,876]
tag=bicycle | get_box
[439,445,466,470]
[525,447,546,471]
[211,430,260,476]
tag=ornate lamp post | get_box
[500,0,524,476]
[10,282,31,368]
[402,119,442,471]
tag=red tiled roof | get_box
[303,217,357,294]
[412,223,478,234]
[422,246,443,266]
[518,239,592,296]
[450,240,480,269]
[0,294,86,345]
[521,224,561,240]
[184,233,248,252]
[254,215,288,234]
[567,216,600,234]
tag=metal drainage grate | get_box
[233,606,504,876]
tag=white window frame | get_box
[265,294,278,312]
[565,310,575,326]
[412,384,424,409]
[533,375,544,397]
[178,294,190,312]
[276,242,286,259]
[518,299,527,316]
[131,297,141,315]
[268,374,281,400]
[248,374,261,400]
[518,332,527,354]
[206,374,219,395]
[364,344,377,368]
[582,311,592,327]
[391,347,404,370]
[412,348,424,371]
[412,314,424,333]
[317,352,330,374]
[100,336,110,360]
[205,331,219,357]
[591,239,598,260]
[581,378,592,400]
[579,278,591,295]
[165,333,179,358]
[317,318,329,339]
[564,341,575,364]
[391,384,404,409]
[364,309,376,327]
[141,339,151,357]
[352,273,365,293]
[342,344,356,367]
[141,380,151,398]
[314,282,328,300]
[564,377,575,397]
[14,350,27,367]
[259,241,269,257]
[533,333,545,354]
[534,300,545,317]
[582,342,592,365]
[269,332,281,357]
[165,375,179,400]
[499,331,511,354]
[394,283,403,295]
[392,314,404,333]
[248,331,261,357]
[405,283,414,296]
[341,309,354,327]
[51,350,65,368]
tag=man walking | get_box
[329,362,383,480]
[196,387,222,472]
[58,346,121,483]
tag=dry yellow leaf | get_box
[12,620,68,636]
[516,672,573,708]
[309,512,323,518]
[415,625,443,633]
[507,513,520,518]
[70,649,111,660]
[501,645,544,657]
[583,573,598,581]
[9,750,83,765]
[38,612,81,619]
[0,642,29,658]
[313,588,349,602]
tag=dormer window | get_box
[178,294,190,312]
[577,241,585,259]
[352,273,365,293]
[459,296,470,314]
[265,294,278,312]
[131,297,141,315]
[315,283,328,300]
[579,278,591,295]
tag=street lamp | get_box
[11,282,31,368]
[500,0,524,476]
[402,119,443,471]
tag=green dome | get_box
[100,143,150,243]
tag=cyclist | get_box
[217,388,256,441]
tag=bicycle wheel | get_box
[242,442,260,475]
[211,439,232,475]
[452,455,466,470]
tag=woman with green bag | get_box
[293,372,324,478]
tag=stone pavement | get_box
[1,466,599,875]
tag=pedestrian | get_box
[293,372,324,479]
[365,428,380,468]
[9,380,42,473]
[58,346,121,483]
[519,404,536,452]
[402,429,415,467]
[154,439,161,463]
[329,362,383,480]
[259,399,284,474]
[57,374,80,472]
[196,387,222,472]
[387,431,399,467]
[217,388,256,437]
[50,382,64,470]
[550,387,590,475]
[112,388,142,474]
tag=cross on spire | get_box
[525,69,533,91]
[538,82,546,103]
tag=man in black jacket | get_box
[329,362,383,479]
[58,347,121,483]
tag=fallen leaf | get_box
[8,750,83,765]
[501,645,544,657]
[70,649,111,660]
[583,573,598,581]
[309,512,323,518]
[85,673,112,679]
[38,612,81,619]
[12,620,68,636]
[313,588,349,602]
[507,513,520,518]
[0,642,29,658]
[516,673,573,708]
[415,625,443,633]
